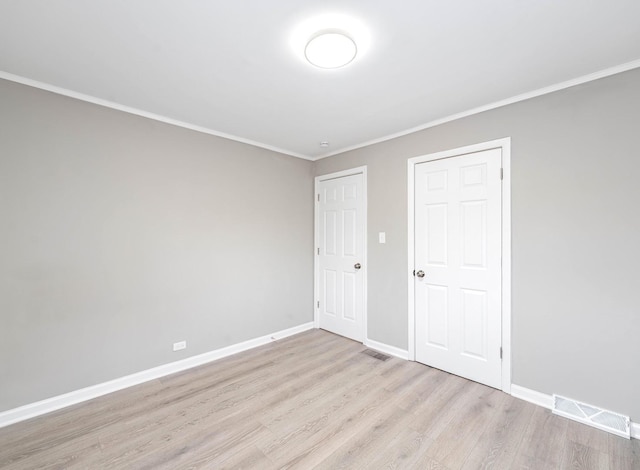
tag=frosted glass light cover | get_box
[305,33,357,69]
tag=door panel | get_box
[461,288,487,359]
[343,209,357,256]
[317,173,365,341]
[414,148,502,389]
[461,200,487,268]
[426,285,448,348]
[323,269,337,315]
[426,204,448,266]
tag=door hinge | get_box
[317,194,320,202]
[500,347,503,359]
[317,247,320,255]
[500,168,504,180]
[317,300,320,308]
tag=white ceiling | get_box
[1,1,639,160]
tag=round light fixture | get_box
[305,32,357,69]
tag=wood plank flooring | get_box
[1,329,638,469]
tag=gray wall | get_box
[314,68,640,422]
[0,79,314,412]
[2,68,639,425]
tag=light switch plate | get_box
[379,232,386,244]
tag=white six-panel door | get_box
[317,173,365,342]
[414,148,502,388]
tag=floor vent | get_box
[361,349,391,361]
[552,394,630,439]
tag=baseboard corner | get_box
[364,338,409,360]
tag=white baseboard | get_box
[0,322,314,429]
[510,384,554,410]
[364,338,409,360]
[511,384,638,440]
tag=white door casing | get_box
[408,139,511,392]
[315,168,367,342]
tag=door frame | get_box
[314,166,368,343]
[407,138,511,393]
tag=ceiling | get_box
[1,1,639,160]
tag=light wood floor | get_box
[1,330,638,469]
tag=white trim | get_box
[0,322,314,429]
[407,160,416,361]
[316,59,640,160]
[0,71,312,162]
[315,166,368,181]
[6,59,640,164]
[512,385,639,440]
[364,338,409,360]
[500,139,512,394]
[511,384,554,410]
[407,138,512,393]
[314,166,368,343]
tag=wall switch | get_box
[173,341,187,351]
[379,232,386,244]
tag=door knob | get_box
[354,263,362,270]
[416,270,425,278]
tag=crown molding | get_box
[4,58,640,163]
[315,58,640,160]
[0,71,313,161]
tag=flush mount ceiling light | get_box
[291,14,370,70]
[305,32,357,69]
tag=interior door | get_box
[414,148,502,388]
[317,173,365,342]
